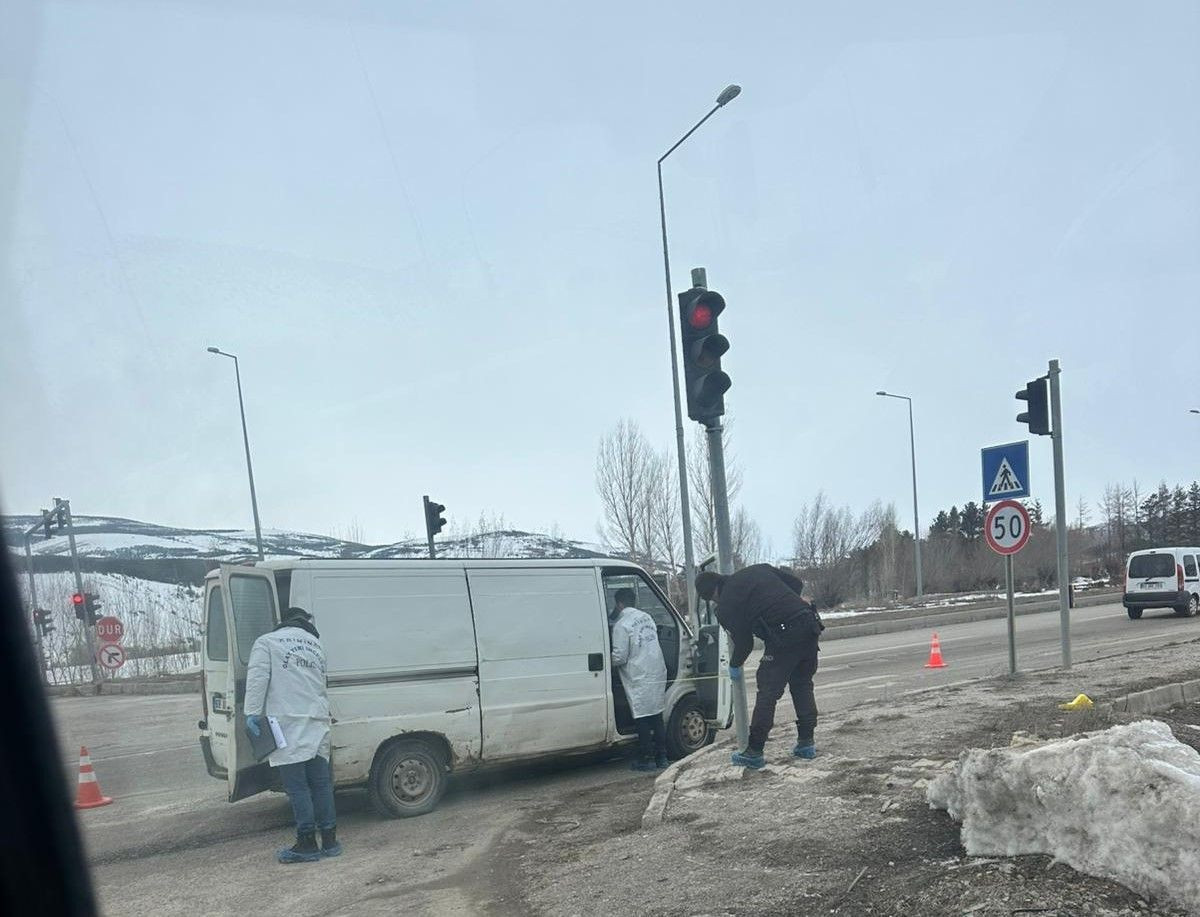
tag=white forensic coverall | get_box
[611,607,667,718]
[244,625,332,766]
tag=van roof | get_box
[1127,547,1200,557]
[204,557,651,578]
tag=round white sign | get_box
[985,499,1032,556]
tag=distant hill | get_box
[2,514,617,564]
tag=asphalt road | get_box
[51,599,1199,916]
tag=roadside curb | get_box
[1111,678,1200,716]
[642,737,733,829]
[822,592,1116,642]
[45,678,198,697]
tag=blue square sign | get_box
[981,441,1030,503]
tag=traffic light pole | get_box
[1048,360,1071,668]
[705,419,749,750]
[59,500,101,687]
[23,532,49,685]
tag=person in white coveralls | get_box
[610,588,669,771]
[244,606,341,863]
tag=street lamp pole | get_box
[877,391,923,597]
[208,347,265,559]
[658,84,740,624]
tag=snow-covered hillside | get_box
[3,514,615,562]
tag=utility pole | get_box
[1048,360,1071,668]
[58,499,101,687]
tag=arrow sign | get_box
[98,643,126,670]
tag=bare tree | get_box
[596,420,654,563]
[730,507,763,569]
[687,425,743,560]
[1074,496,1091,532]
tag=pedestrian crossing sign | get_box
[981,441,1030,503]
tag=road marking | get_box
[73,743,197,764]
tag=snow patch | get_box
[927,720,1200,912]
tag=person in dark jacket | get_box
[695,565,823,769]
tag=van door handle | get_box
[587,653,604,672]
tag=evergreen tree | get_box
[959,502,983,541]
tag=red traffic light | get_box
[688,303,714,329]
[72,593,84,605]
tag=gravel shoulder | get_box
[501,635,1200,917]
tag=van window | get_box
[1129,554,1176,579]
[1185,556,1198,579]
[229,574,277,663]
[602,570,679,633]
[205,587,228,662]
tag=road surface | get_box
[51,600,1197,915]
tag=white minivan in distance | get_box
[197,558,732,817]
[1122,548,1200,619]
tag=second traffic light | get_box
[72,592,100,625]
[1016,377,1051,435]
[678,287,731,424]
[423,496,447,539]
[33,608,55,637]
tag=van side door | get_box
[219,565,281,802]
[468,567,610,760]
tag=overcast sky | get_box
[2,0,1198,551]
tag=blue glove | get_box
[246,715,263,738]
[728,665,743,682]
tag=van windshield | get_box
[1129,554,1176,579]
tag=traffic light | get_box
[423,496,447,539]
[33,609,54,637]
[72,592,86,621]
[678,287,731,423]
[84,592,101,626]
[1016,377,1051,435]
[42,509,53,539]
[55,502,67,529]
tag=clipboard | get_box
[246,716,287,761]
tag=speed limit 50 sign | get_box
[985,499,1032,556]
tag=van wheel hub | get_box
[393,758,433,800]
[681,709,707,746]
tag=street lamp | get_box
[876,391,924,597]
[1190,409,1199,415]
[658,84,741,622]
[207,347,265,559]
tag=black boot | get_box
[320,827,343,858]
[277,830,321,863]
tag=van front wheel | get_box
[666,695,714,761]
[369,739,448,818]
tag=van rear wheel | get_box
[666,695,714,760]
[369,739,448,818]
[1127,607,1143,620]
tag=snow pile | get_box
[928,720,1200,911]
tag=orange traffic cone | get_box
[924,632,948,669]
[74,746,113,810]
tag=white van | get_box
[1123,548,1200,619]
[196,559,731,816]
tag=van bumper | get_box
[1123,590,1187,610]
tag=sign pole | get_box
[1005,554,1016,675]
[1048,359,1071,668]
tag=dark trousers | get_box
[634,712,667,762]
[278,755,336,834]
[749,639,819,753]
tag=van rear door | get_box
[219,565,281,802]
[199,579,231,778]
[1127,552,1177,597]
